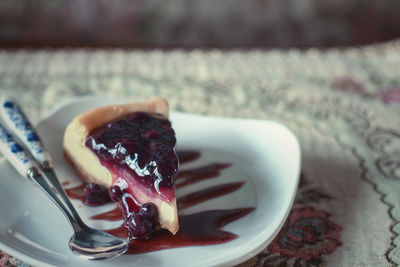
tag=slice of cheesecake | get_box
[63,98,179,238]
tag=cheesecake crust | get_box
[78,98,169,134]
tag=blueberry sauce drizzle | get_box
[176,163,231,189]
[65,150,254,253]
[90,207,122,221]
[176,150,201,164]
[107,208,255,254]
[177,182,244,210]
[65,184,85,203]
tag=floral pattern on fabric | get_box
[377,87,400,104]
[330,76,400,105]
[267,206,342,264]
[0,251,28,267]
[331,76,367,96]
[241,171,343,266]
[0,251,11,267]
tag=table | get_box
[1,42,400,266]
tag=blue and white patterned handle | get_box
[0,97,51,168]
[0,124,37,178]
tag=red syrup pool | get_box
[176,163,231,189]
[65,149,255,253]
[108,208,254,254]
[177,182,244,210]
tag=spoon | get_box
[0,97,128,260]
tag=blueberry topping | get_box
[109,184,125,202]
[85,112,179,192]
[108,184,159,239]
[85,111,178,238]
[84,183,111,205]
[139,202,158,219]
[143,130,161,139]
[125,211,158,239]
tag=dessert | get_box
[63,98,179,238]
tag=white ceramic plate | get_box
[0,96,300,267]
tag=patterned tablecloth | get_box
[0,42,400,266]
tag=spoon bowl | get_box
[69,226,129,260]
